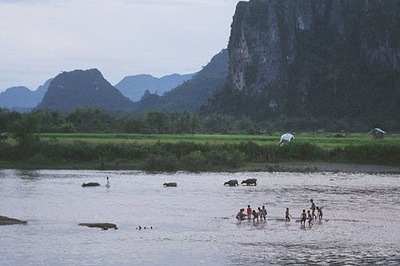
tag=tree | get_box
[10,112,42,147]
[144,110,169,133]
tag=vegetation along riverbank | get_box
[0,215,27,226]
[0,132,399,173]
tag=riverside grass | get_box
[1,132,399,171]
[38,132,400,148]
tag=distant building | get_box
[368,128,386,139]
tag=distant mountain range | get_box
[115,73,194,102]
[0,71,196,112]
[0,49,227,112]
[0,79,52,112]
[1,0,399,131]
[133,49,228,112]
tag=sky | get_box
[0,0,239,91]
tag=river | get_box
[0,169,399,265]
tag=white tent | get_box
[279,133,295,145]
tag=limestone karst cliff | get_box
[209,0,400,126]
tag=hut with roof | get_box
[368,128,386,139]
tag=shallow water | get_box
[0,169,399,265]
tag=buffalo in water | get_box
[224,179,239,186]
[82,182,100,187]
[163,182,177,187]
[241,178,257,186]
[79,223,118,230]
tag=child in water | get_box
[317,206,323,221]
[307,210,313,227]
[247,205,252,220]
[285,208,292,222]
[310,199,317,219]
[236,209,246,221]
[261,205,267,220]
[252,210,259,222]
[301,209,307,226]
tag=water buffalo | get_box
[79,223,118,230]
[163,182,177,187]
[241,178,257,186]
[82,182,100,187]
[224,179,239,186]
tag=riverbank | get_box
[0,215,27,226]
[264,162,400,174]
[1,135,400,173]
[1,161,399,174]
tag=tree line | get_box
[0,107,394,139]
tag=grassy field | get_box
[37,132,400,149]
[1,132,399,171]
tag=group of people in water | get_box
[236,205,268,222]
[236,199,323,227]
[299,199,323,227]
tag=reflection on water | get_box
[0,169,399,265]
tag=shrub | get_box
[181,150,208,172]
[142,154,179,172]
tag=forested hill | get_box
[36,69,134,111]
[206,0,400,130]
[132,49,229,112]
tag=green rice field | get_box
[38,132,400,149]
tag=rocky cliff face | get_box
[230,0,400,90]
[221,0,400,123]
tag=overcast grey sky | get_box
[0,0,238,91]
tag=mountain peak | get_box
[36,69,134,111]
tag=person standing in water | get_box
[317,206,323,221]
[246,205,252,220]
[261,206,267,220]
[285,208,292,222]
[252,210,259,222]
[307,210,313,227]
[301,209,307,226]
[310,199,317,219]
[105,176,110,188]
